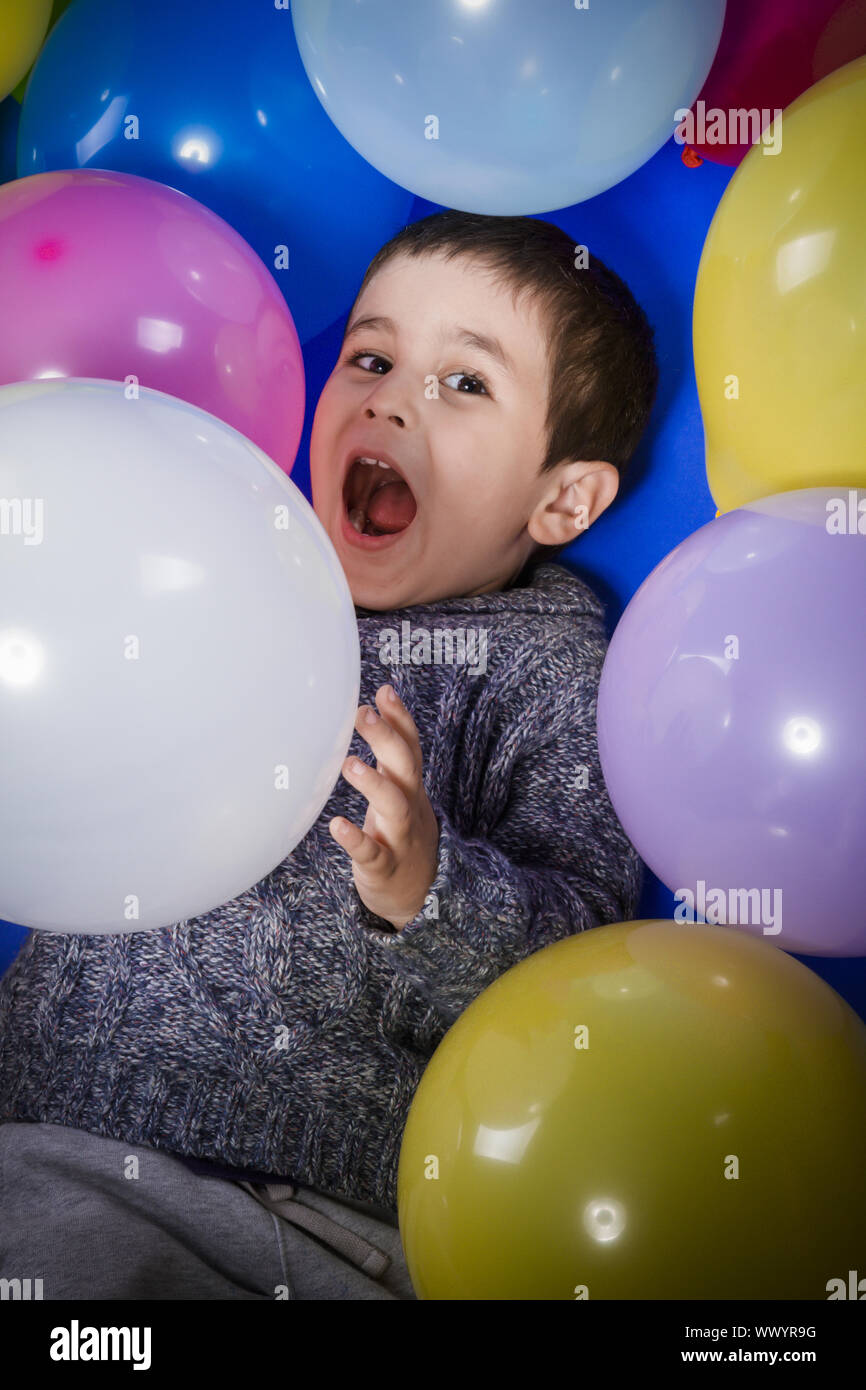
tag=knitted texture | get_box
[0,560,643,1212]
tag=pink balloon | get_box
[0,169,303,474]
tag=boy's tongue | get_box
[366,479,417,533]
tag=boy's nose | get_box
[364,406,405,429]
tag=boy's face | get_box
[309,252,562,610]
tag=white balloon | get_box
[0,379,360,933]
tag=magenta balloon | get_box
[689,0,866,167]
[0,169,303,474]
[597,488,866,957]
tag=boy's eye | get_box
[345,350,390,374]
[441,371,489,396]
[345,349,489,396]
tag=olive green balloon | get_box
[397,920,866,1299]
[11,0,73,104]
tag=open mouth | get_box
[342,455,418,538]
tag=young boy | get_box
[0,211,657,1300]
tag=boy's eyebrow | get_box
[343,314,515,376]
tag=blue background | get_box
[1,91,863,1019]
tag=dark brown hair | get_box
[346,210,659,561]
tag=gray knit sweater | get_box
[0,559,642,1213]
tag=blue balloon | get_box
[17,0,413,342]
[292,0,726,215]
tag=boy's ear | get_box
[527,460,619,548]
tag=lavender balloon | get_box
[597,488,866,957]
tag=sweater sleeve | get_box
[355,668,644,1025]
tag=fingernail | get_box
[363,707,378,725]
[351,759,367,775]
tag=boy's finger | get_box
[341,756,412,834]
[355,702,419,790]
[328,817,394,875]
[375,684,424,766]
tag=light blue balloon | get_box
[17,0,414,343]
[292,0,726,215]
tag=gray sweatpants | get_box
[0,1122,417,1301]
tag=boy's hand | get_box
[329,684,439,930]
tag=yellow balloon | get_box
[694,56,866,514]
[11,0,70,103]
[397,920,866,1299]
[0,0,53,103]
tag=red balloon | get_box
[680,0,866,167]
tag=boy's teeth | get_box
[348,507,366,533]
